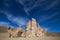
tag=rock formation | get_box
[7,18,47,38]
[31,18,38,37]
[7,26,23,38]
[26,18,47,37]
[26,20,32,37]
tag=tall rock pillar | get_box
[26,20,32,37]
[31,18,38,37]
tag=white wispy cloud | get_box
[17,0,59,15]
[17,0,25,6]
[0,22,10,27]
[24,7,30,15]
[0,21,16,28]
[16,0,40,15]
[0,9,27,27]
[44,0,58,10]
[4,13,27,26]
[39,12,58,22]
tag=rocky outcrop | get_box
[7,18,47,38]
[26,18,47,37]
[26,20,32,37]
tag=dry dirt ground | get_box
[0,33,60,40]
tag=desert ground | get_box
[0,33,60,40]
[0,26,60,40]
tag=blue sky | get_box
[0,0,60,32]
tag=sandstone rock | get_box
[26,18,47,37]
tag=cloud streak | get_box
[39,12,59,22]
[16,0,40,15]
[4,12,27,26]
[0,22,10,27]
[0,9,27,27]
[44,0,58,10]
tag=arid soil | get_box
[0,33,60,40]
